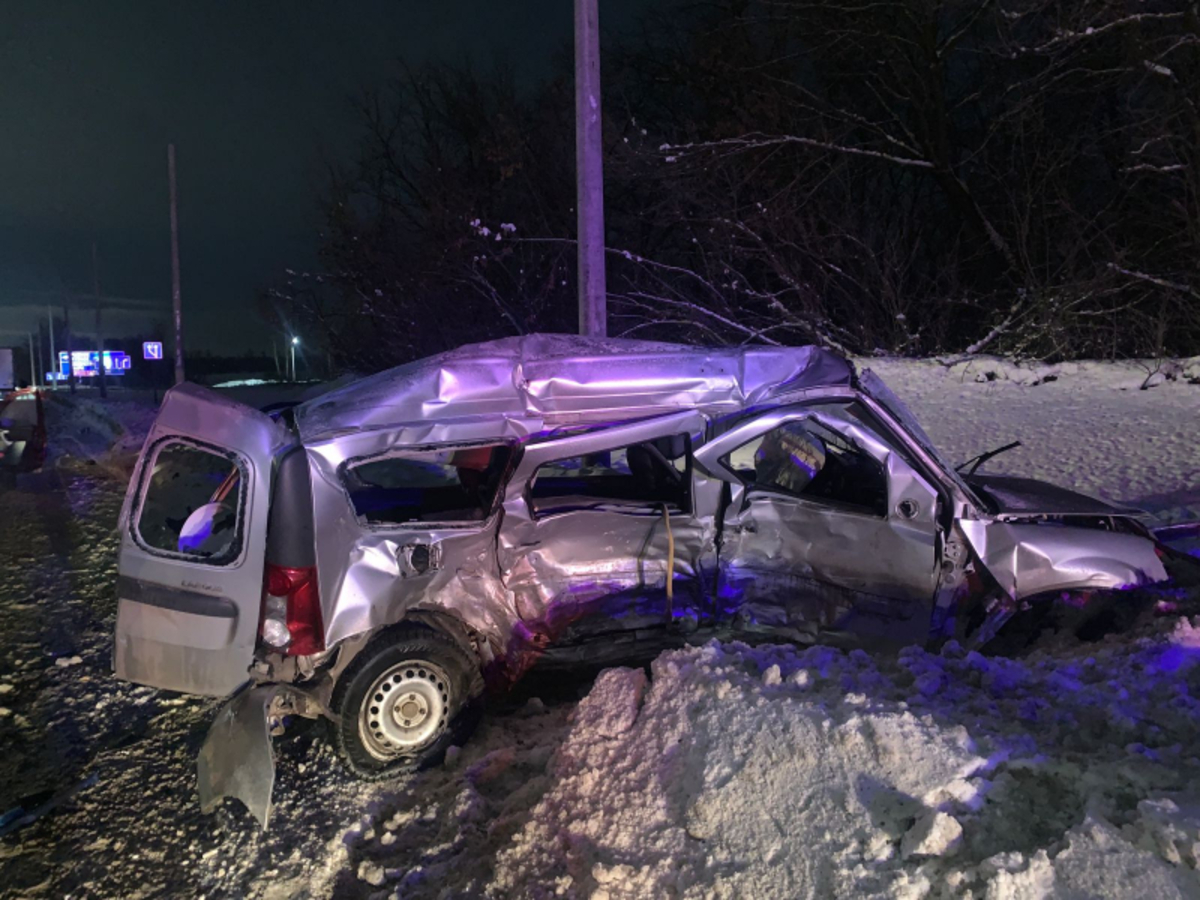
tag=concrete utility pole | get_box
[575,0,607,337]
[93,242,107,399]
[47,307,56,390]
[168,143,185,385]
[27,332,36,388]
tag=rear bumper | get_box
[197,683,283,829]
[196,679,331,829]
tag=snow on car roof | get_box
[295,333,854,441]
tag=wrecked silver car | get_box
[111,334,1169,826]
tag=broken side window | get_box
[345,444,513,525]
[529,434,690,518]
[725,416,887,516]
[135,439,246,563]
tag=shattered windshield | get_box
[858,369,983,508]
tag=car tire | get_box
[329,624,482,780]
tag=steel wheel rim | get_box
[359,659,451,761]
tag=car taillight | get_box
[260,564,325,656]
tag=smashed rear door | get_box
[114,384,288,696]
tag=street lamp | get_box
[290,336,299,382]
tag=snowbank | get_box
[341,622,1200,899]
[861,356,1200,524]
[41,393,156,464]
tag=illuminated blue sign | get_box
[143,341,163,360]
[58,350,132,378]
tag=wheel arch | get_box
[323,610,488,699]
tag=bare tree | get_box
[273,1,1200,370]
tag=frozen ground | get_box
[40,392,159,466]
[0,359,1197,898]
[864,355,1200,525]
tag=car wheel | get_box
[330,625,482,780]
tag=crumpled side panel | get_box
[326,528,517,650]
[719,568,931,648]
[306,419,540,653]
[498,507,708,626]
[723,498,936,603]
[960,519,1168,600]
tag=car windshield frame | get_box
[856,369,986,510]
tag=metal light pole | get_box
[63,301,75,394]
[290,336,299,382]
[168,143,185,385]
[93,242,107,398]
[575,0,607,337]
[47,306,56,390]
[33,328,43,389]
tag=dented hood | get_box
[965,474,1143,520]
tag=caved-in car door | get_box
[498,411,708,643]
[114,384,288,696]
[696,400,942,646]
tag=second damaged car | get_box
[110,335,1169,825]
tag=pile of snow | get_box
[341,622,1200,899]
[41,393,156,464]
[862,355,1200,525]
[490,657,984,899]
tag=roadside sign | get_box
[143,341,163,360]
[58,350,131,379]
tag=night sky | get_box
[1,1,647,354]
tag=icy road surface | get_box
[0,361,1197,899]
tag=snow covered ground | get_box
[864,355,1200,525]
[444,629,1200,899]
[41,391,158,466]
[0,359,1198,899]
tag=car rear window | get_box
[135,439,246,564]
[344,444,513,525]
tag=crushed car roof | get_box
[296,333,854,441]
